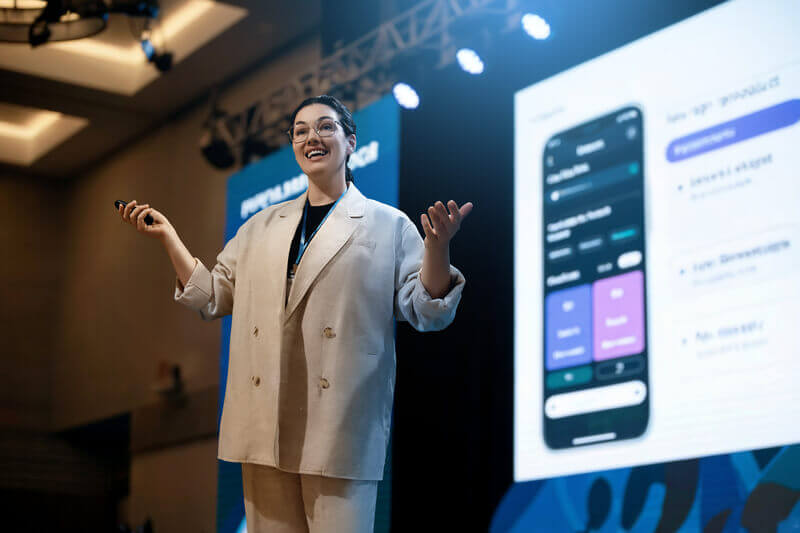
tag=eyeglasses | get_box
[287,118,343,143]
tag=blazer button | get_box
[253,326,259,337]
[319,377,330,389]
[323,327,336,338]
[253,376,261,386]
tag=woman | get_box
[118,95,472,532]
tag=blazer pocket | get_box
[358,334,384,356]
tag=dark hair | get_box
[289,95,357,183]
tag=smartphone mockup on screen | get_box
[541,106,648,449]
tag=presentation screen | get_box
[216,94,399,533]
[514,0,800,482]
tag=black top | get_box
[286,200,335,275]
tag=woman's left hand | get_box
[421,200,474,249]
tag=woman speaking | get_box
[118,95,472,532]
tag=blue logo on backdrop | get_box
[216,94,399,533]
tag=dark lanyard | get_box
[291,188,347,277]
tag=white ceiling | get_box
[0,0,321,177]
[0,1,247,94]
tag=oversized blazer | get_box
[174,183,465,480]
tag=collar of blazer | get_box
[277,182,367,318]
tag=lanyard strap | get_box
[294,188,347,270]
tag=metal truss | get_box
[209,0,517,161]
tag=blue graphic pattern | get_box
[493,445,800,532]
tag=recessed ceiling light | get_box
[0,103,88,165]
[0,110,60,139]
[0,0,46,8]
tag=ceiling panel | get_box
[0,0,322,178]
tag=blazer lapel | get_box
[258,191,306,318]
[285,183,366,319]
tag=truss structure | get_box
[209,0,518,162]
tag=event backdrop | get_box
[215,94,399,533]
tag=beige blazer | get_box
[174,183,465,480]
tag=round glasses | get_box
[287,119,342,143]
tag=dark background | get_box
[390,1,724,529]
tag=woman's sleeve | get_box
[173,226,242,321]
[394,218,466,331]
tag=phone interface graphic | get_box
[542,106,649,449]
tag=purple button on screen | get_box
[546,284,592,371]
[666,99,800,162]
[593,270,645,361]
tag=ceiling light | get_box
[456,48,484,75]
[392,82,419,110]
[200,130,235,169]
[389,48,438,112]
[521,13,550,40]
[0,110,59,138]
[0,0,46,6]
[0,1,247,94]
[0,0,161,45]
[0,102,88,166]
[241,136,278,166]
[0,0,106,43]
[49,0,214,65]
[200,94,236,169]
[31,0,108,46]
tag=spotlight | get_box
[139,19,172,72]
[140,37,156,59]
[200,115,236,169]
[456,48,484,75]
[0,0,161,45]
[200,89,237,169]
[521,13,550,40]
[389,47,438,111]
[241,136,278,166]
[200,131,235,169]
[392,82,419,110]
[141,38,172,72]
[24,0,108,47]
[27,18,50,46]
[152,51,172,72]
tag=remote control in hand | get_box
[115,200,154,225]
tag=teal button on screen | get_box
[610,226,638,242]
[547,365,592,390]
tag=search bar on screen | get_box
[544,379,647,419]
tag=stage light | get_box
[456,48,484,75]
[392,82,419,110]
[140,38,155,59]
[241,135,278,166]
[200,131,235,169]
[200,89,240,169]
[151,51,172,72]
[0,0,163,51]
[25,0,108,46]
[139,18,172,72]
[521,13,550,40]
[141,37,173,72]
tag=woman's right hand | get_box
[118,200,174,241]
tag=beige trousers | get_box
[241,463,378,533]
